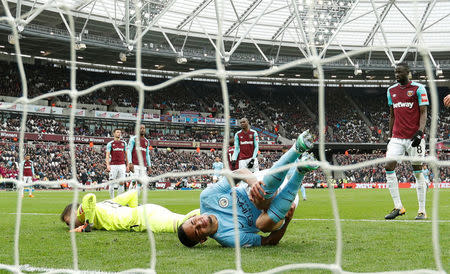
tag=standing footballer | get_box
[231,118,259,172]
[19,154,35,197]
[127,125,152,188]
[106,129,129,198]
[384,62,429,220]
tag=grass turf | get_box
[0,189,448,273]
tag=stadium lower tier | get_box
[0,141,448,188]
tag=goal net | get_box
[0,0,448,273]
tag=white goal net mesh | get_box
[0,0,448,273]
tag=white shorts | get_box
[23,176,32,185]
[241,170,299,208]
[386,138,425,165]
[238,158,259,172]
[133,165,148,179]
[110,165,127,187]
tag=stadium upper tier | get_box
[2,0,450,74]
[0,62,448,143]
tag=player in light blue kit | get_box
[212,157,224,183]
[177,130,316,247]
[422,164,430,189]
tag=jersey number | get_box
[416,146,422,154]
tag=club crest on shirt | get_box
[407,90,414,97]
[218,197,229,208]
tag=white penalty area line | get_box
[293,218,450,223]
[0,264,156,274]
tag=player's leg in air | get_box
[256,130,316,232]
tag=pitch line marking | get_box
[2,213,450,223]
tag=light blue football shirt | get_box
[200,177,262,247]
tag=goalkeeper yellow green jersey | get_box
[77,190,199,233]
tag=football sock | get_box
[267,170,304,223]
[386,171,402,209]
[109,186,115,199]
[118,185,125,194]
[262,146,300,199]
[414,170,426,213]
[19,187,24,197]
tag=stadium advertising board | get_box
[343,182,450,188]
[0,102,65,115]
[0,131,282,150]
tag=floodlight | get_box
[176,57,187,64]
[436,66,443,76]
[119,52,127,62]
[74,43,86,51]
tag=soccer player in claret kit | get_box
[19,154,35,197]
[384,62,429,220]
[127,125,152,188]
[227,139,237,171]
[106,129,129,198]
[231,118,259,172]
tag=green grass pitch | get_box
[0,189,449,273]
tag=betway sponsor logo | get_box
[112,148,123,151]
[393,102,414,109]
[137,147,146,151]
[240,141,254,145]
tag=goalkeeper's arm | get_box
[77,193,97,231]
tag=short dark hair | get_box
[177,223,199,247]
[60,203,79,224]
[396,62,410,71]
[113,128,121,133]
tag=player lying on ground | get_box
[177,130,317,247]
[61,190,199,233]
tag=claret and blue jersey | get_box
[387,81,429,139]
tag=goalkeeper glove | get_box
[82,220,92,232]
[247,159,255,168]
[410,130,423,147]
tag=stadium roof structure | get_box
[1,0,450,80]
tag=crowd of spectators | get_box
[1,139,448,191]
[1,61,449,145]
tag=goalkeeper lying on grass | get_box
[61,190,199,233]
